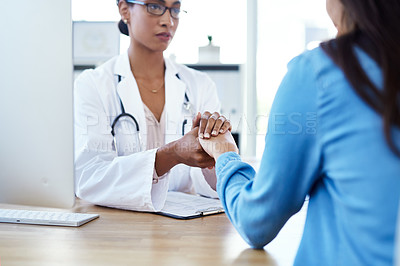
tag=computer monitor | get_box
[0,0,75,208]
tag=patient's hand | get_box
[192,111,232,139]
[198,131,238,161]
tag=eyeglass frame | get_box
[125,0,187,19]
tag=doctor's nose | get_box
[160,9,175,27]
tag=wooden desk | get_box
[0,199,307,266]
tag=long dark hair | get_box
[321,0,400,156]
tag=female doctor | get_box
[74,0,231,211]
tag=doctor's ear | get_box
[118,0,130,21]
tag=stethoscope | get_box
[111,74,193,154]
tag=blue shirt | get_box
[216,47,400,266]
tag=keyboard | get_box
[0,209,99,227]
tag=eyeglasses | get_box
[125,0,186,19]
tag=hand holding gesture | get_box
[192,111,232,139]
[198,131,238,161]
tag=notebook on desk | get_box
[157,191,224,219]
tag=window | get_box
[255,0,336,157]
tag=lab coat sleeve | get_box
[190,73,221,198]
[74,70,167,212]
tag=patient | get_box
[199,0,400,265]
[397,207,400,266]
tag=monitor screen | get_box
[0,0,75,208]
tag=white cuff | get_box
[153,168,168,184]
[151,169,170,211]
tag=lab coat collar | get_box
[164,57,180,78]
[114,52,131,79]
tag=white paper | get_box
[160,191,224,218]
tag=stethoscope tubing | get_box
[111,73,192,153]
[111,111,140,136]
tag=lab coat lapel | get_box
[164,59,186,144]
[114,54,147,150]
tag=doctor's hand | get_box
[192,112,232,139]
[155,127,215,176]
[173,126,215,168]
[198,131,239,161]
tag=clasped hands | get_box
[175,111,238,169]
[155,111,238,176]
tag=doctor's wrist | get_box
[155,142,180,176]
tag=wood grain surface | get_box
[0,199,307,266]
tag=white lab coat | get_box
[74,53,220,211]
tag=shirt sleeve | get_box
[216,54,322,249]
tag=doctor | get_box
[74,0,231,211]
